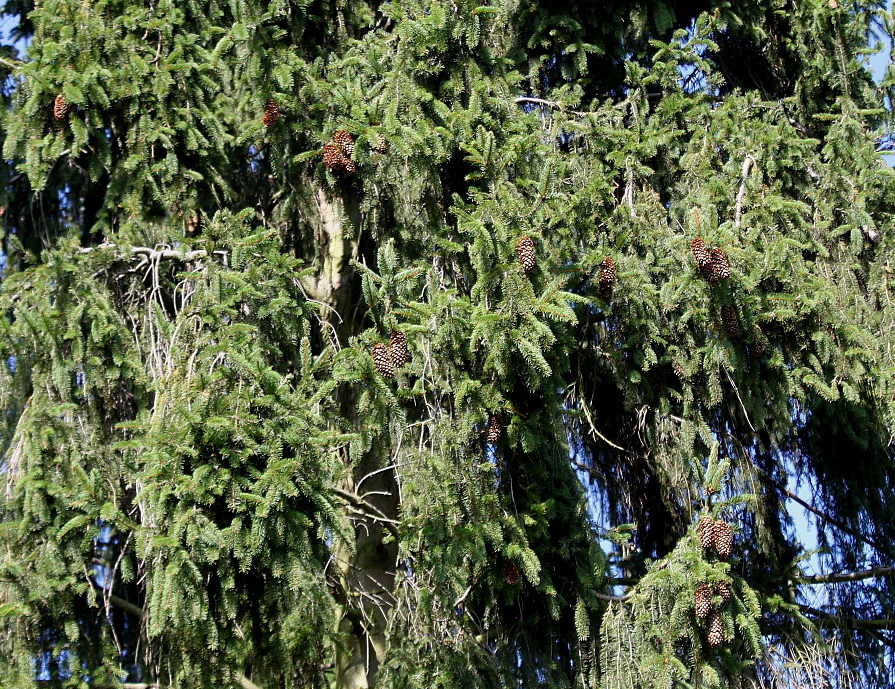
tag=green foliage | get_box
[0,0,894,687]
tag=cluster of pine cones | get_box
[323,129,356,175]
[690,237,730,283]
[697,515,733,560]
[694,581,732,646]
[371,329,408,378]
[691,237,740,338]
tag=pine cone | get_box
[370,131,388,153]
[323,142,345,172]
[262,99,280,127]
[706,609,724,646]
[333,129,355,158]
[503,561,520,585]
[713,520,733,560]
[53,94,68,121]
[697,515,714,549]
[751,325,768,357]
[691,237,710,269]
[715,581,732,602]
[517,236,535,272]
[721,303,738,338]
[599,283,613,303]
[486,414,503,444]
[709,246,731,281]
[372,342,394,378]
[694,584,712,619]
[599,257,617,286]
[389,329,408,367]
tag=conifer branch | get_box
[800,604,895,632]
[78,243,228,263]
[332,487,401,539]
[797,566,895,584]
[513,97,589,116]
[95,587,263,689]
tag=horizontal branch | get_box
[800,604,895,631]
[78,243,228,263]
[332,487,400,540]
[799,566,895,584]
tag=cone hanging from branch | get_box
[372,343,394,378]
[333,129,355,158]
[721,304,738,338]
[323,142,354,175]
[713,520,733,560]
[697,515,714,549]
[710,246,731,281]
[486,414,503,444]
[694,584,712,619]
[262,99,280,127]
[389,329,408,367]
[502,561,520,585]
[715,581,732,602]
[517,236,535,272]
[599,256,616,302]
[53,94,68,121]
[707,609,724,646]
[691,236,710,270]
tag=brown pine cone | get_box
[709,246,731,281]
[715,581,732,602]
[697,515,714,549]
[389,329,408,367]
[707,609,724,646]
[691,236,710,268]
[262,99,280,127]
[486,414,503,444]
[503,561,520,585]
[517,236,536,272]
[694,584,712,619]
[53,94,68,121]
[371,342,394,378]
[713,520,733,560]
[333,129,355,158]
[721,303,739,338]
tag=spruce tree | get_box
[1,1,894,688]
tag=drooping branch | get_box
[95,587,263,689]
